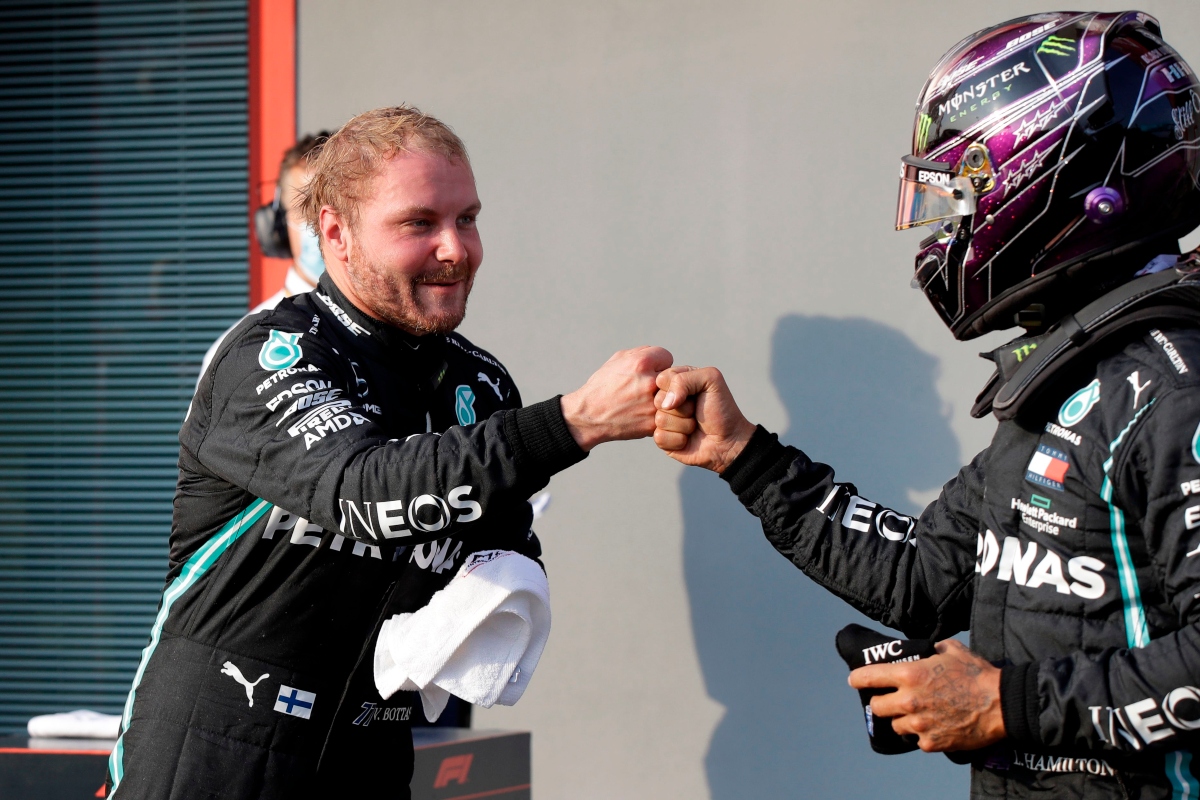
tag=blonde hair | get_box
[299,105,470,231]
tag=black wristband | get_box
[1000,662,1043,747]
[721,425,797,503]
[504,396,587,478]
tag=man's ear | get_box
[319,206,351,265]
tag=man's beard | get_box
[344,243,474,335]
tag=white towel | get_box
[27,709,121,739]
[374,549,551,722]
[530,492,551,520]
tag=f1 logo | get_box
[433,753,474,788]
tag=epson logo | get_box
[918,169,953,187]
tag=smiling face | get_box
[319,151,482,335]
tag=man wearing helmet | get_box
[655,11,1200,798]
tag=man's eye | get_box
[458,215,476,225]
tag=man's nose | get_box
[436,226,468,264]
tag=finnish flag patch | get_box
[274,685,316,719]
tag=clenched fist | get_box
[560,346,674,451]
[653,366,756,473]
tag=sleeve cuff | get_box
[1000,662,1043,747]
[504,396,587,478]
[721,425,799,503]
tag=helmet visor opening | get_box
[896,161,976,230]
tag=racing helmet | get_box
[898,11,1200,339]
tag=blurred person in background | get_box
[199,132,331,377]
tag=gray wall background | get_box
[299,2,1200,797]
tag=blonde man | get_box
[108,106,672,799]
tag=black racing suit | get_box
[723,319,1200,798]
[106,273,584,799]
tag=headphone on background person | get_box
[253,131,333,260]
[254,186,292,259]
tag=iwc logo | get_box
[455,385,476,425]
[259,330,304,371]
[1058,378,1100,427]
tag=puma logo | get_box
[1127,370,1152,409]
[221,661,270,707]
[478,371,503,400]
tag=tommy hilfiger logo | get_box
[1026,445,1070,492]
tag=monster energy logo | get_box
[1012,342,1038,362]
[1037,36,1076,57]
[916,113,933,152]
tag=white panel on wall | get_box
[299,2,1200,797]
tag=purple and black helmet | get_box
[897,11,1200,339]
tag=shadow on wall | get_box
[682,315,966,800]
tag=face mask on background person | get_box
[295,223,326,282]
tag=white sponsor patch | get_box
[1150,329,1189,374]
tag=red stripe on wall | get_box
[247,0,296,307]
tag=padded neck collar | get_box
[972,266,1200,421]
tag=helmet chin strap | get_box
[946,214,974,274]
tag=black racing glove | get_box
[835,623,936,755]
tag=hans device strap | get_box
[973,267,1200,420]
[255,186,292,259]
[835,623,936,755]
